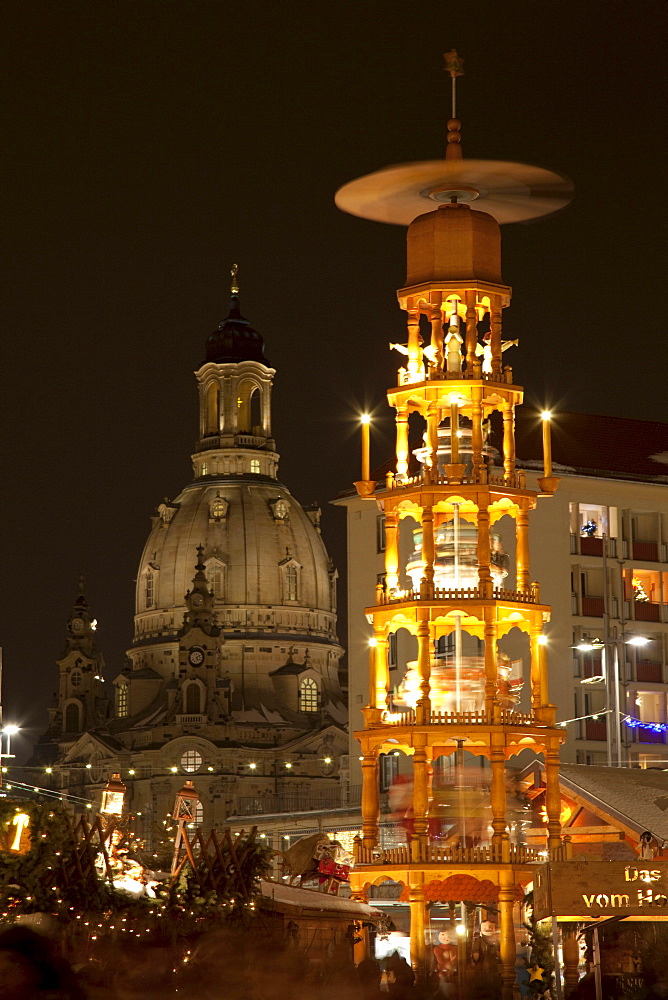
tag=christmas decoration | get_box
[632,576,650,602]
[523,898,555,998]
[624,715,668,733]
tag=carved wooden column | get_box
[516,509,530,593]
[502,400,515,482]
[407,311,422,381]
[562,925,580,997]
[412,741,429,859]
[490,745,508,849]
[408,883,427,976]
[490,298,503,378]
[471,385,484,480]
[372,627,389,714]
[430,303,444,374]
[426,404,439,481]
[465,289,477,369]
[544,746,562,851]
[484,615,498,717]
[421,506,435,598]
[395,407,409,478]
[498,872,517,1000]
[416,617,431,724]
[361,752,379,848]
[529,624,543,716]
[477,505,492,597]
[384,510,399,591]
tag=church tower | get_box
[336,56,572,996]
[52,577,110,740]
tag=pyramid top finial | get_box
[230,263,239,297]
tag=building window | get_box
[284,564,298,601]
[377,516,386,552]
[250,459,261,474]
[70,670,82,688]
[299,677,319,713]
[201,462,209,476]
[181,749,203,773]
[379,753,399,792]
[185,683,202,714]
[145,571,155,608]
[64,702,80,733]
[207,560,225,600]
[117,684,129,718]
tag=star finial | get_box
[230,263,239,296]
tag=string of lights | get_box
[556,709,612,728]
[623,715,668,734]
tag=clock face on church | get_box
[71,617,84,633]
[191,594,204,608]
[188,647,205,667]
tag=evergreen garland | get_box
[524,895,556,999]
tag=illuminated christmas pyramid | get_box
[336,53,572,995]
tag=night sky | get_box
[2,1,665,763]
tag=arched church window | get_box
[64,702,81,733]
[117,685,128,718]
[206,383,219,433]
[250,459,260,474]
[70,670,82,689]
[250,387,262,434]
[207,561,225,600]
[145,571,155,608]
[185,683,201,714]
[181,749,203,773]
[285,564,298,601]
[299,677,318,713]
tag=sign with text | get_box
[533,859,668,920]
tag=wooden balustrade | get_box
[353,841,543,866]
[380,708,537,727]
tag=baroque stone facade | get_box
[35,279,347,836]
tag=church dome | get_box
[204,295,269,365]
[134,477,337,641]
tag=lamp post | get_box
[574,635,652,766]
[101,772,126,818]
[0,725,20,789]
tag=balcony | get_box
[175,714,207,725]
[235,433,266,448]
[584,719,607,741]
[632,729,666,745]
[633,540,659,562]
[636,660,663,683]
[375,584,540,607]
[581,596,604,617]
[634,601,661,622]
[580,536,604,557]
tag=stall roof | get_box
[560,765,668,845]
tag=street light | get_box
[573,635,654,765]
[101,773,126,816]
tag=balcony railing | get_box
[584,719,607,741]
[633,541,659,562]
[636,660,663,683]
[381,708,537,728]
[375,584,539,607]
[386,469,526,491]
[581,596,605,617]
[175,714,207,725]
[354,842,543,866]
[634,601,661,622]
[632,728,666,745]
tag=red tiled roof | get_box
[511,410,668,482]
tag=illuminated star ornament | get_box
[443,49,465,77]
[528,964,545,982]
